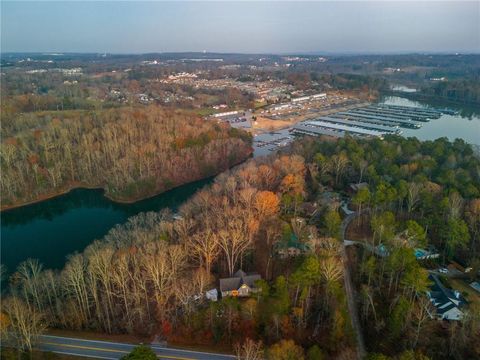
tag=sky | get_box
[1,1,479,54]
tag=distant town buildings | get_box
[292,93,327,103]
[167,72,198,80]
[212,110,242,118]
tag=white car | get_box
[438,268,449,274]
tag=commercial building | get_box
[212,110,242,118]
[291,93,327,103]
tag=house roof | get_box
[220,270,261,292]
[428,274,467,316]
[349,182,368,192]
[234,269,247,278]
[276,233,310,251]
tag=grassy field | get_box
[195,107,218,116]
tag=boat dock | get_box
[352,107,433,121]
[334,111,422,128]
[292,120,388,139]
[376,104,441,120]
[314,116,402,134]
[378,104,442,117]
[271,103,449,145]
[328,113,400,128]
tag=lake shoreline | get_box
[1,178,206,212]
[382,90,480,112]
[1,183,103,212]
[1,152,252,212]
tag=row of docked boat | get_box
[292,104,454,139]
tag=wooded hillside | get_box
[0,106,252,207]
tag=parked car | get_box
[438,268,449,274]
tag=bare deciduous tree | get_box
[2,295,46,351]
[235,338,264,360]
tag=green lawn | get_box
[195,107,218,116]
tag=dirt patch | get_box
[345,215,373,242]
[251,101,370,135]
[252,116,294,133]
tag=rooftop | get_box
[219,270,261,292]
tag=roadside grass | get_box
[46,328,150,345]
[1,348,83,360]
[167,342,234,355]
[254,100,267,109]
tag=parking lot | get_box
[208,110,253,129]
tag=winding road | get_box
[36,335,235,360]
[341,212,366,359]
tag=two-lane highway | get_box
[37,335,236,360]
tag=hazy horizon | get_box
[2,1,479,54]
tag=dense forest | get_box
[292,135,480,359]
[2,135,479,359]
[0,106,252,208]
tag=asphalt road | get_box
[340,212,366,360]
[37,335,236,360]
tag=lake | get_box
[0,179,211,276]
[382,96,480,146]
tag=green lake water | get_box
[1,179,211,276]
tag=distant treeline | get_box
[419,79,480,106]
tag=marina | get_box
[292,120,388,139]
[376,105,441,120]
[334,111,423,128]
[327,113,401,128]
[312,116,402,134]
[254,101,453,153]
[337,108,415,122]
[352,107,435,121]
[253,96,478,157]
[378,104,444,116]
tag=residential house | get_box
[427,274,467,321]
[349,182,368,193]
[219,270,261,298]
[276,232,312,258]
